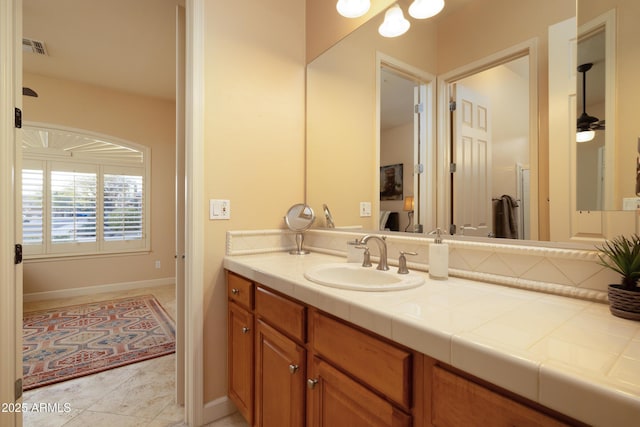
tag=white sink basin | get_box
[304,263,425,291]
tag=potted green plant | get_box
[597,234,640,320]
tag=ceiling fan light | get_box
[378,5,411,38]
[408,0,445,19]
[576,130,595,143]
[336,0,371,18]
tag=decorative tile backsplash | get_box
[226,229,617,302]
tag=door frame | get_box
[0,0,206,425]
[375,52,436,233]
[0,0,23,425]
[436,39,539,239]
[184,0,205,424]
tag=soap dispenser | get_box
[429,228,448,280]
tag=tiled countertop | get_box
[224,251,640,426]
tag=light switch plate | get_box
[210,199,231,220]
[360,202,372,217]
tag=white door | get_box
[0,0,24,425]
[452,83,492,237]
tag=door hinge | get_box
[15,378,22,400]
[414,102,424,114]
[15,108,22,128]
[449,101,457,111]
[450,162,457,173]
[14,244,22,265]
[414,163,425,174]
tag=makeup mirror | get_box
[285,203,316,255]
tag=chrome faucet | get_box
[359,234,389,270]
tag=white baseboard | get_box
[23,277,176,302]
[203,396,238,425]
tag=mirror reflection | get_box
[576,30,606,211]
[307,0,640,243]
[448,55,531,239]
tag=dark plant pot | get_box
[608,284,640,321]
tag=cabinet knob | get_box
[231,288,240,295]
[241,326,250,334]
[307,378,318,389]
[288,364,299,374]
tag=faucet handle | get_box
[357,246,372,267]
[397,251,418,274]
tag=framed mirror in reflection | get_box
[306,0,640,244]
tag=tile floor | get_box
[22,285,248,427]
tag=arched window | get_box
[22,124,150,257]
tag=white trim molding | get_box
[185,0,205,425]
[22,277,175,302]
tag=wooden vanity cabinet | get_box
[227,272,255,424]
[226,270,578,427]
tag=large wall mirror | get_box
[306,0,640,244]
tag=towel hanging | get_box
[493,195,518,239]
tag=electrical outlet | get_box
[210,199,231,220]
[623,197,640,211]
[155,260,161,269]
[360,202,372,217]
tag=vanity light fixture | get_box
[336,0,371,18]
[576,62,604,143]
[378,4,410,38]
[408,0,445,19]
[403,196,415,232]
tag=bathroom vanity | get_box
[224,249,640,426]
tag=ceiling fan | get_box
[576,62,604,142]
[22,87,38,97]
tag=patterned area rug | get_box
[23,295,175,391]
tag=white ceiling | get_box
[23,0,181,101]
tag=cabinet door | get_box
[431,366,570,427]
[228,302,254,425]
[307,356,411,427]
[255,319,305,427]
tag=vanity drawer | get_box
[227,271,254,310]
[255,286,306,343]
[310,310,412,410]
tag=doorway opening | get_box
[377,53,436,235]
[20,0,187,423]
[438,41,538,240]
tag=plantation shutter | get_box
[50,166,97,246]
[22,161,45,253]
[104,173,144,241]
[22,125,150,257]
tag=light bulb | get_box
[336,0,371,18]
[408,0,445,19]
[378,5,411,38]
[576,130,595,143]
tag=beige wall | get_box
[21,73,176,294]
[306,0,395,63]
[202,0,306,401]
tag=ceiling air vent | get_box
[22,38,48,56]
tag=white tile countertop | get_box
[224,251,640,426]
